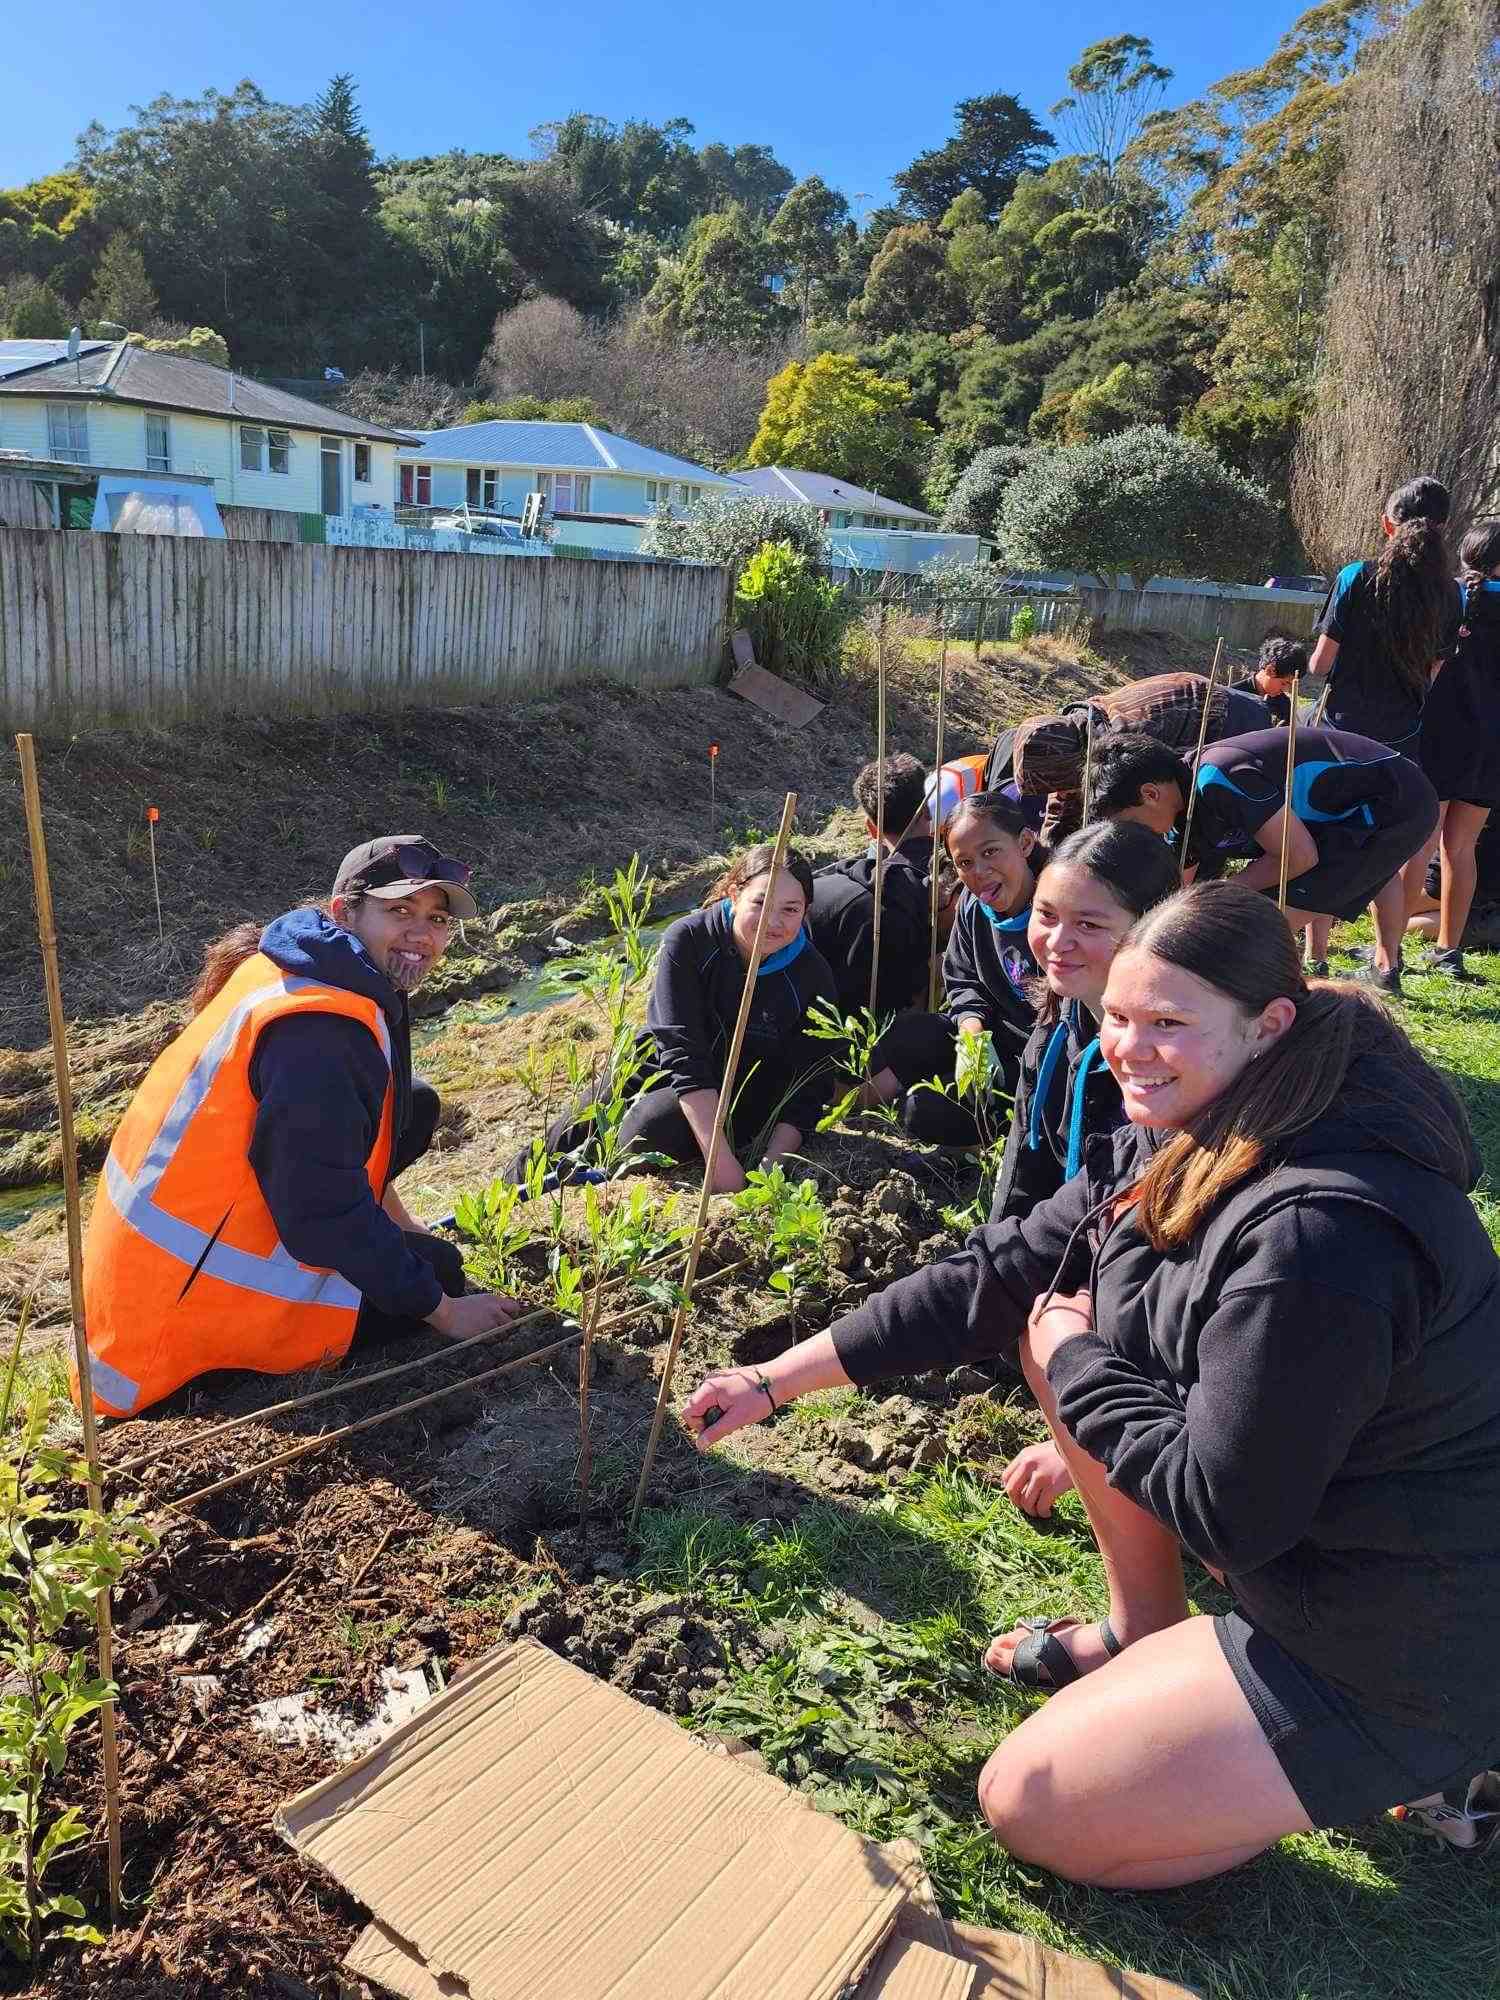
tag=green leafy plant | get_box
[914,1031,1013,1227]
[804,998,896,1130]
[731,1166,830,1327]
[549,1249,586,1321]
[450,1175,536,1293]
[0,1367,155,1959]
[733,540,853,684]
[1008,603,1037,642]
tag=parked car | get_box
[1264,573,1329,594]
[432,505,526,543]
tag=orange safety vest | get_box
[77,953,395,1419]
[927,753,989,827]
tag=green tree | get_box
[996,425,1277,588]
[127,325,230,366]
[696,142,795,220]
[746,352,932,498]
[940,444,1045,536]
[463,393,600,422]
[767,176,850,319]
[0,172,104,299]
[82,232,158,330]
[1029,361,1157,443]
[642,207,790,343]
[1050,35,1173,190]
[0,276,69,337]
[894,94,1054,221]
[854,224,967,335]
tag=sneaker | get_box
[1418,946,1480,983]
[1348,943,1404,973]
[1353,961,1403,997]
[1393,1770,1500,1857]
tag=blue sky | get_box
[4,0,1310,201]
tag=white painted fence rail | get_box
[0,526,730,729]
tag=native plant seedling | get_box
[732,1166,830,1331]
[450,1176,536,1293]
[913,1030,1013,1227]
[0,1361,155,1960]
[804,999,897,1130]
[549,1249,586,1321]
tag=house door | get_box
[320,437,343,515]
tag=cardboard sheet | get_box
[727,651,826,727]
[861,1935,976,2000]
[945,1925,1200,2000]
[283,1639,909,2000]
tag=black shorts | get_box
[1216,1612,1499,1827]
[1280,786,1439,921]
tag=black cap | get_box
[332,835,478,921]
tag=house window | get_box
[466,467,498,509]
[145,412,170,473]
[354,442,372,485]
[269,429,291,475]
[540,471,590,514]
[47,404,89,465]
[240,425,264,472]
[400,463,432,506]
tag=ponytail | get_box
[187,921,266,1016]
[1373,476,1452,698]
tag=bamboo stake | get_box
[575,1275,607,1543]
[15,733,123,1922]
[1080,705,1096,832]
[1176,638,1224,882]
[1278,675,1302,913]
[108,1241,726,1475]
[867,636,888,1019]
[629,791,798,1533]
[927,631,949,1013]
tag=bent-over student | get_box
[536,844,836,1195]
[684,886,1500,1885]
[1088,727,1438,994]
[80,836,514,1418]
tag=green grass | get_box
[633,918,1500,1998]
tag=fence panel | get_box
[0,526,730,730]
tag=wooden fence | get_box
[0,476,51,532]
[0,526,730,730]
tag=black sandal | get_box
[989,1615,1122,1691]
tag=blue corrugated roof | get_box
[730,465,937,523]
[400,420,735,484]
[0,337,110,381]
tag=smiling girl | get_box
[684,884,1500,1886]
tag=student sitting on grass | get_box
[685,885,1500,1887]
[1088,726,1438,995]
[535,843,836,1195]
[1405,519,1500,982]
[864,792,1042,1145]
[79,836,515,1419]
[810,753,935,1017]
[989,822,1181,1523]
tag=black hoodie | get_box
[940,891,1038,1083]
[810,838,932,1015]
[988,1006,1122,1224]
[833,1020,1500,1737]
[248,909,442,1322]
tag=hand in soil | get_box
[682,1367,776,1448]
[708,1152,749,1195]
[1001,1441,1075,1519]
[427,1290,520,1340]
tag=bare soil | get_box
[0,624,1217,1995]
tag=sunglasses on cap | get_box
[386,841,471,887]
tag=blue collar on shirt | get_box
[1027,1003,1103,1180]
[719,899,809,976]
[974,894,1031,932]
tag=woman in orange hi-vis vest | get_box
[79,836,515,1419]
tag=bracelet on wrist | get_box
[753,1371,777,1413]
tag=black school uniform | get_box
[987,1005,1122,1224]
[1316,559,1463,751]
[1190,726,1438,919]
[809,838,931,1016]
[1418,582,1500,807]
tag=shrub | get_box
[733,540,852,683]
[1009,604,1037,641]
[641,491,826,574]
[940,445,1045,538]
[995,425,1278,589]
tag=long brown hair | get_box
[708,843,815,905]
[1373,476,1452,699]
[1120,884,1470,1248]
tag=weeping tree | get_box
[1293,0,1500,568]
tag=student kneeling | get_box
[79,837,515,1419]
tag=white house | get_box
[396,420,739,552]
[726,464,989,574]
[0,341,410,520]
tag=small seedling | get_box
[914,1031,1013,1226]
[731,1166,830,1331]
[450,1175,536,1293]
[805,999,896,1130]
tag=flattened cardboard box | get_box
[281,1639,911,2000]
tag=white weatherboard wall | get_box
[0,393,396,516]
[0,525,730,728]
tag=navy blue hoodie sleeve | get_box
[941,901,994,1031]
[831,1166,1101,1383]
[645,918,721,1097]
[249,1015,443,1320]
[1046,1197,1412,1575]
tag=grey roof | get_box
[0,338,109,381]
[402,419,736,484]
[0,344,410,443]
[729,465,938,524]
